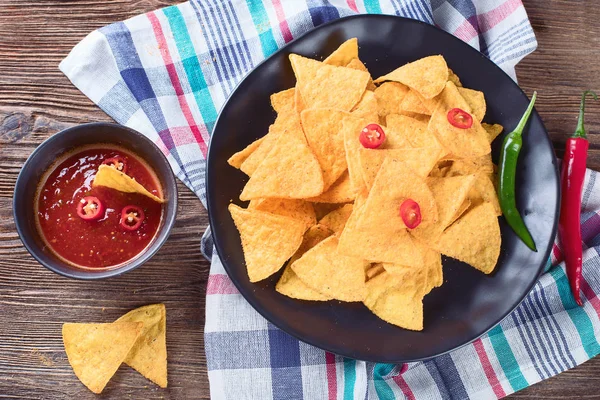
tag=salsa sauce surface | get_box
[35,145,163,269]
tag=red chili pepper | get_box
[119,205,145,231]
[359,123,386,149]
[559,90,598,306]
[447,108,473,129]
[102,156,128,174]
[76,196,105,221]
[399,199,422,229]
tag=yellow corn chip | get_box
[458,87,486,122]
[385,113,441,149]
[374,55,448,99]
[324,38,359,66]
[240,133,324,200]
[290,54,369,111]
[342,114,371,194]
[436,202,501,274]
[271,88,296,114]
[428,81,491,158]
[313,203,345,220]
[351,90,379,121]
[62,322,143,394]
[115,304,167,388]
[318,203,354,235]
[400,89,431,115]
[345,58,376,91]
[276,224,333,301]
[292,235,368,301]
[468,172,502,216]
[373,82,409,119]
[366,263,385,280]
[295,87,306,113]
[240,129,280,176]
[447,199,471,227]
[483,123,504,143]
[301,109,350,189]
[448,68,462,87]
[228,137,265,169]
[249,198,316,229]
[228,204,306,282]
[306,170,354,203]
[93,165,164,203]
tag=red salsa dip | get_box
[35,145,164,269]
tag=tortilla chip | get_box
[366,263,385,280]
[400,89,431,115]
[351,90,379,121]
[458,87,486,122]
[436,202,501,274]
[342,114,371,193]
[271,88,296,114]
[62,322,143,394]
[483,123,504,143]
[385,113,441,149]
[291,235,368,301]
[468,172,502,216]
[374,55,448,99]
[324,38,359,66]
[240,133,324,200]
[448,68,462,87]
[228,137,265,169]
[373,82,409,119]
[313,203,345,220]
[306,170,354,203]
[318,203,354,235]
[295,87,306,113]
[290,54,369,111]
[249,198,316,229]
[228,204,305,282]
[115,304,167,388]
[345,58,376,91]
[428,81,490,158]
[301,109,350,189]
[93,165,164,203]
[276,224,333,301]
[447,199,471,227]
[424,248,443,291]
[240,129,279,176]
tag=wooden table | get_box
[1,0,599,398]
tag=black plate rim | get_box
[206,14,560,363]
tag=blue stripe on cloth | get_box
[423,361,452,400]
[246,0,279,57]
[432,353,469,399]
[583,171,596,207]
[205,330,271,369]
[220,1,255,70]
[267,327,303,399]
[306,0,341,27]
[162,6,219,134]
[372,364,395,399]
[343,358,357,400]
[511,300,554,377]
[487,325,529,391]
[363,0,382,13]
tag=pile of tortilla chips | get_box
[62,304,167,393]
[227,38,503,331]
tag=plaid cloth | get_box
[59,1,600,398]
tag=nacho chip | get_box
[318,203,353,235]
[228,204,305,282]
[448,68,462,87]
[447,199,471,227]
[458,87,486,122]
[400,89,431,115]
[301,109,350,189]
[306,170,354,203]
[93,165,164,203]
[291,235,368,301]
[271,88,296,114]
[240,133,324,200]
[276,224,333,301]
[366,263,385,280]
[468,172,502,216]
[290,54,369,111]
[436,202,501,274]
[228,137,265,169]
[116,304,167,388]
[483,123,504,143]
[385,113,441,149]
[428,81,491,158]
[342,114,371,193]
[313,202,345,220]
[351,90,379,121]
[249,198,316,229]
[345,58,376,91]
[295,87,306,113]
[375,55,448,99]
[373,82,409,119]
[62,322,143,394]
[324,38,359,66]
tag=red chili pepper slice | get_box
[76,196,105,221]
[102,156,128,173]
[399,199,422,229]
[119,205,145,231]
[447,108,473,129]
[359,123,386,149]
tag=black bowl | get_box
[13,122,178,279]
[207,15,559,362]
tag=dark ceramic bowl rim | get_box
[13,122,178,280]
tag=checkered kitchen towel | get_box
[60,1,600,398]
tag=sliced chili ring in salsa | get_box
[120,205,145,231]
[359,123,386,149]
[102,156,128,173]
[399,199,422,229]
[76,196,105,221]
[447,108,473,129]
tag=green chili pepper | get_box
[498,91,537,251]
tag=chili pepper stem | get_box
[574,91,598,139]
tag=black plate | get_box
[206,15,559,363]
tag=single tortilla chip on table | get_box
[115,304,168,388]
[228,204,306,282]
[93,164,164,203]
[318,203,354,235]
[62,322,143,394]
[374,55,448,99]
[248,198,316,231]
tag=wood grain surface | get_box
[0,0,599,398]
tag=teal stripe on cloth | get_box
[549,266,600,358]
[162,6,219,132]
[245,0,279,57]
[373,364,396,399]
[363,0,383,13]
[343,359,357,400]
[488,325,529,391]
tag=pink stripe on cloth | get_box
[147,11,209,157]
[453,19,479,43]
[473,338,506,398]
[580,277,600,314]
[454,0,524,42]
[346,0,359,12]
[206,274,240,295]
[325,352,337,400]
[392,374,415,400]
[271,0,294,43]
